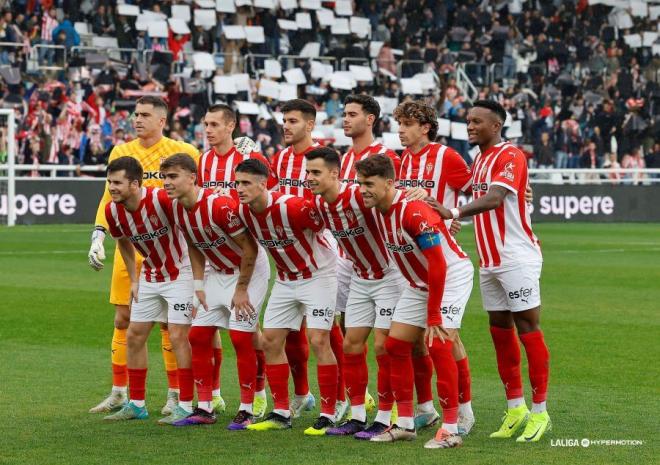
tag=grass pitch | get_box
[0,223,658,465]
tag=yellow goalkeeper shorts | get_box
[109,245,144,306]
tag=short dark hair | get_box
[472,99,507,124]
[235,158,270,178]
[393,101,438,140]
[281,98,316,120]
[207,103,236,125]
[107,156,143,185]
[305,146,341,169]
[135,96,169,114]
[355,154,395,181]
[344,94,380,123]
[160,153,197,173]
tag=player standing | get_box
[160,153,270,429]
[101,157,195,425]
[88,96,199,415]
[394,101,476,435]
[430,100,551,443]
[355,155,462,448]
[304,147,405,439]
[235,159,339,435]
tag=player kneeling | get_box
[160,154,270,429]
[102,157,195,425]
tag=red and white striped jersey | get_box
[398,142,471,265]
[197,146,278,201]
[173,188,246,274]
[340,142,401,184]
[270,143,320,200]
[470,142,542,268]
[238,191,335,281]
[374,190,444,291]
[315,184,390,280]
[105,187,189,283]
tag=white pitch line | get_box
[0,250,88,255]
[557,247,660,254]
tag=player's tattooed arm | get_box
[231,231,258,319]
[117,237,139,304]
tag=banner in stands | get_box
[1,181,659,225]
[459,184,660,223]
[0,179,105,225]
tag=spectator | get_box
[533,132,554,170]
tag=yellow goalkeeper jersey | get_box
[94,136,200,229]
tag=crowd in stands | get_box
[0,0,658,182]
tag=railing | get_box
[340,57,370,71]
[31,44,67,70]
[0,164,105,179]
[71,45,140,63]
[455,63,478,103]
[277,54,336,72]
[395,59,425,79]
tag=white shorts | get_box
[263,273,338,331]
[335,256,353,313]
[345,268,406,330]
[479,261,542,312]
[393,259,474,329]
[193,255,270,332]
[130,273,193,325]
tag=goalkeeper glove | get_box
[88,227,106,271]
[233,136,257,156]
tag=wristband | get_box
[91,228,106,242]
[194,279,204,291]
[450,207,460,219]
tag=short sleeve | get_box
[211,196,246,237]
[491,148,527,193]
[443,148,472,192]
[290,197,324,232]
[104,202,123,239]
[402,201,442,238]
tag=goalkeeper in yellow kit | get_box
[87,96,201,415]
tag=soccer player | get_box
[270,99,346,419]
[101,157,195,425]
[234,159,339,435]
[88,96,200,415]
[394,100,476,434]
[160,153,270,429]
[354,154,463,448]
[196,103,278,416]
[304,147,405,439]
[430,100,551,443]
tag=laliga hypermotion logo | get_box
[501,161,515,181]
[225,208,241,228]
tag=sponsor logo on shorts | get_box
[236,313,258,326]
[258,238,295,248]
[378,307,394,316]
[193,236,227,249]
[173,302,194,312]
[312,307,334,323]
[332,226,365,239]
[385,242,414,253]
[130,226,169,242]
[508,287,533,303]
[441,305,461,321]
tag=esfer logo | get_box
[508,287,533,303]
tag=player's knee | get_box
[166,326,190,348]
[114,305,130,328]
[412,338,428,357]
[261,333,284,354]
[188,327,211,348]
[308,331,330,353]
[229,329,253,351]
[373,340,386,356]
[342,336,364,354]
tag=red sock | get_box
[166,370,179,390]
[317,363,338,416]
[519,330,550,403]
[456,357,472,403]
[385,336,414,418]
[490,326,523,399]
[376,354,394,411]
[212,347,223,392]
[265,363,290,411]
[189,326,216,402]
[255,349,266,392]
[429,339,458,424]
[413,353,434,404]
[112,363,127,387]
[285,327,309,396]
[128,368,147,401]
[177,367,194,402]
[330,325,345,402]
[344,352,368,406]
[230,330,257,404]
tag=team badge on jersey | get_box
[345,208,355,223]
[396,227,404,242]
[426,162,434,174]
[204,225,213,235]
[275,225,285,239]
[149,214,160,227]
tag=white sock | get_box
[459,401,473,417]
[442,422,459,434]
[273,408,290,418]
[131,400,145,408]
[239,403,254,414]
[254,389,266,399]
[294,393,310,401]
[179,401,193,413]
[212,389,221,397]
[531,401,546,413]
[168,388,180,395]
[375,409,392,425]
[198,401,212,413]
[395,416,414,430]
[507,397,526,409]
[417,400,435,414]
[112,386,127,394]
[351,404,366,422]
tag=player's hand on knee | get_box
[404,187,428,201]
[425,325,449,347]
[88,228,106,271]
[449,219,461,236]
[233,136,257,156]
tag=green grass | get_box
[0,223,658,465]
